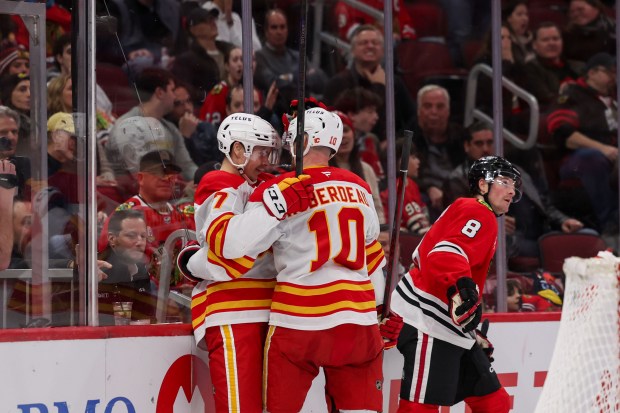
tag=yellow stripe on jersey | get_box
[263,325,277,409]
[206,280,277,296]
[221,325,240,411]
[365,240,385,274]
[192,299,273,328]
[271,300,376,315]
[207,249,254,279]
[274,281,374,296]
[207,212,233,256]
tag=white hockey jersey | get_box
[187,171,278,347]
[221,166,387,331]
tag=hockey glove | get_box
[379,312,404,350]
[262,174,313,220]
[475,319,494,362]
[447,277,482,332]
[176,241,202,283]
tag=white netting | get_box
[535,252,620,413]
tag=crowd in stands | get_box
[0,0,616,325]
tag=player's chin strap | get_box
[237,166,257,186]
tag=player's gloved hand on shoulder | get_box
[475,319,494,362]
[176,241,202,283]
[447,276,482,332]
[262,174,313,220]
[379,312,404,350]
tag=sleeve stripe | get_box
[206,212,234,256]
[429,241,469,262]
[207,249,254,279]
[365,240,386,275]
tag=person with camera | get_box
[0,105,29,199]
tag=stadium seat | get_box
[405,2,447,39]
[96,63,139,117]
[397,39,467,96]
[397,231,424,269]
[538,233,608,275]
[528,6,568,31]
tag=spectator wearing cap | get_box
[546,52,618,235]
[202,0,262,51]
[0,73,30,155]
[108,67,198,200]
[98,150,196,290]
[171,7,234,107]
[0,45,29,78]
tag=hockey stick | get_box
[382,130,413,319]
[295,0,309,177]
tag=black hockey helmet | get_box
[468,155,522,201]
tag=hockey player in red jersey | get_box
[215,107,391,412]
[390,156,521,412]
[178,113,292,413]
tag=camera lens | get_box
[0,136,11,151]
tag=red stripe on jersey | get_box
[414,332,430,402]
[270,280,376,317]
[206,212,256,278]
[547,109,579,133]
[366,240,385,275]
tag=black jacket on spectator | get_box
[521,57,579,110]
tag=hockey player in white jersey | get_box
[216,107,394,412]
[177,112,313,413]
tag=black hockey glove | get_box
[176,241,202,283]
[447,277,482,332]
[475,319,494,362]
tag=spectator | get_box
[0,106,29,197]
[171,7,234,107]
[546,52,618,234]
[444,121,586,262]
[330,110,386,224]
[506,279,523,312]
[333,87,384,179]
[520,22,580,110]
[0,74,30,154]
[254,8,327,117]
[101,0,184,66]
[107,67,197,199]
[502,0,534,64]
[324,24,414,141]
[0,158,16,270]
[97,209,160,325]
[412,84,467,220]
[202,0,263,51]
[199,46,247,125]
[563,0,616,66]
[0,45,29,78]
[48,33,115,120]
[334,0,416,42]
[380,138,430,235]
[98,150,195,290]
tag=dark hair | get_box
[533,21,561,41]
[108,209,146,234]
[501,0,528,24]
[225,84,244,107]
[333,87,383,115]
[136,67,175,101]
[350,24,383,45]
[224,46,241,65]
[507,278,523,295]
[0,73,29,111]
[52,33,72,71]
[464,121,492,143]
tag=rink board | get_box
[0,313,559,412]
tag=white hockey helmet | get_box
[217,113,280,170]
[287,107,343,159]
[108,116,165,174]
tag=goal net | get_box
[534,252,619,413]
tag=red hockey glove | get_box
[262,174,313,220]
[475,319,494,362]
[447,277,482,332]
[379,312,404,350]
[176,241,202,283]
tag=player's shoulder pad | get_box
[195,171,245,204]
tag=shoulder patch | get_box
[116,202,135,211]
[212,84,223,95]
[557,95,568,104]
